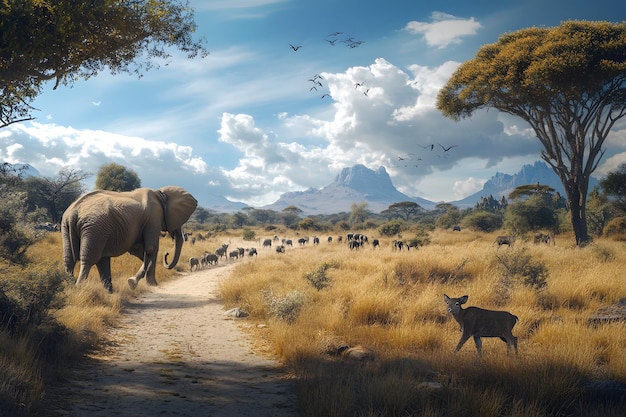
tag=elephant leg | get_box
[75,261,93,286]
[128,261,149,290]
[95,258,114,293]
[127,245,147,290]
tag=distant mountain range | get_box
[6,161,597,215]
[259,161,598,215]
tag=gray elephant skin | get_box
[61,186,197,292]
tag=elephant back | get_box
[159,186,198,231]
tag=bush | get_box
[242,228,256,241]
[602,216,626,240]
[378,220,404,236]
[0,264,68,336]
[462,210,503,232]
[494,248,548,292]
[263,289,307,324]
[303,261,338,290]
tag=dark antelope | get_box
[443,294,518,356]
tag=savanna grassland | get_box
[5,229,626,417]
[218,229,626,417]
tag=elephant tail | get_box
[61,212,80,275]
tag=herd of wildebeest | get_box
[185,229,557,355]
[186,229,555,272]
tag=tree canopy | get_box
[95,162,141,191]
[600,163,626,214]
[381,201,423,221]
[437,20,626,245]
[0,0,207,128]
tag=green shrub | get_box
[494,248,548,291]
[303,261,338,290]
[378,220,404,236]
[0,264,67,336]
[242,228,256,241]
[462,210,503,232]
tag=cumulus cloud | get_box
[2,57,547,208]
[404,12,483,49]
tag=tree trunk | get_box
[564,179,590,246]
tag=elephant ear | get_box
[159,186,198,231]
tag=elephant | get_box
[61,186,197,292]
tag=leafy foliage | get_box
[378,220,404,236]
[600,163,626,214]
[0,0,207,127]
[303,261,338,290]
[381,201,423,221]
[504,193,560,234]
[95,163,141,191]
[462,210,503,232]
[437,20,626,245]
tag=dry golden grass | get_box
[14,229,626,416]
[220,229,626,417]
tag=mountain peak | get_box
[333,164,393,193]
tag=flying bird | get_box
[327,31,343,37]
[321,94,330,99]
[439,144,458,152]
[326,39,337,45]
[289,44,302,51]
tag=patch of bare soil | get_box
[48,262,298,417]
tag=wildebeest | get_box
[189,257,200,272]
[248,248,258,257]
[392,240,404,250]
[262,238,272,249]
[534,232,552,245]
[406,241,419,250]
[372,239,379,249]
[337,236,343,243]
[298,237,309,245]
[453,225,461,232]
[349,240,361,250]
[495,235,516,248]
[204,253,219,265]
[443,294,518,356]
[285,239,293,247]
[276,245,285,253]
[215,243,229,259]
[313,236,320,245]
[228,250,239,261]
[238,247,245,257]
[327,236,332,243]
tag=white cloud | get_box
[404,12,483,49]
[453,177,487,200]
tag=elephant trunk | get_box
[163,229,184,269]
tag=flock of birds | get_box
[396,143,459,168]
[288,31,458,168]
[289,31,366,99]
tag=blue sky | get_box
[2,0,626,208]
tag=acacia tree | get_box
[437,21,626,246]
[0,0,207,128]
[381,201,423,221]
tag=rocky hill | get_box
[261,164,436,214]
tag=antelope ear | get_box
[443,294,450,302]
[459,295,469,304]
[159,186,198,231]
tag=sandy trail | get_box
[50,262,298,417]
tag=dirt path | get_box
[51,263,298,417]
